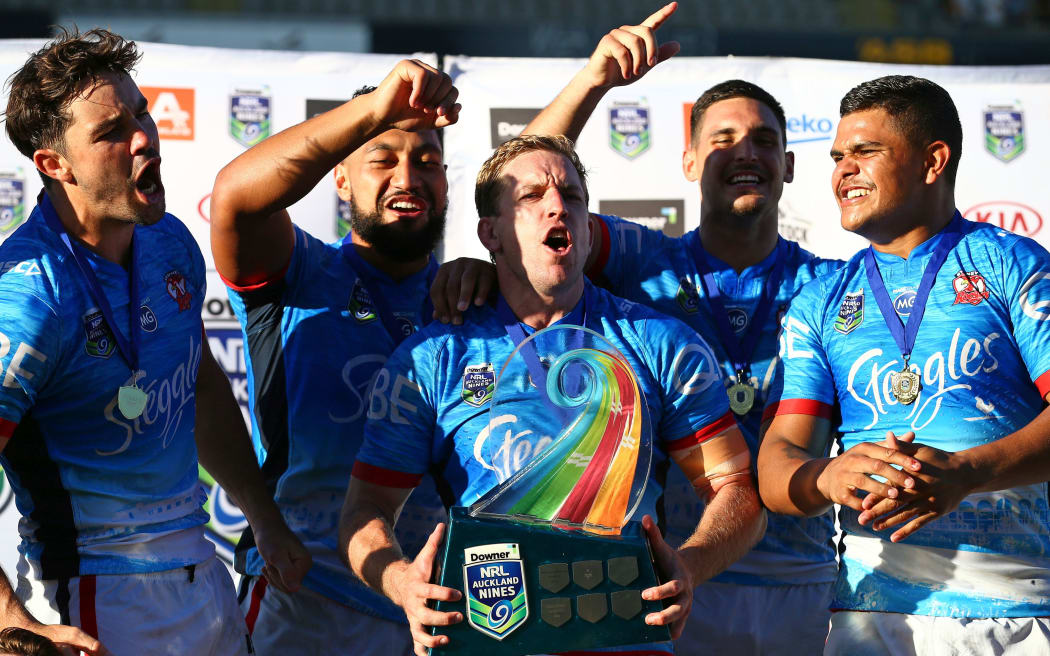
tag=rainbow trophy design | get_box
[431,325,669,655]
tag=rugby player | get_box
[341,134,764,656]
[0,28,307,655]
[759,75,1050,654]
[210,59,463,655]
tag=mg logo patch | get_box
[726,307,749,334]
[834,290,864,335]
[676,278,700,314]
[462,363,495,407]
[464,543,528,640]
[984,105,1024,163]
[892,288,916,318]
[83,309,116,358]
[347,280,377,323]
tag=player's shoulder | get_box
[597,213,680,251]
[0,213,64,306]
[592,284,699,346]
[781,238,847,288]
[960,216,1049,262]
[401,303,505,364]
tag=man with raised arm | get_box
[759,75,1050,654]
[449,5,840,654]
[0,28,307,655]
[341,135,764,656]
[210,60,463,655]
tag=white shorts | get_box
[239,575,413,656]
[17,556,250,656]
[825,610,1050,656]
[675,580,833,656]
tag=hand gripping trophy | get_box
[431,324,668,654]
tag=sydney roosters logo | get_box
[952,270,990,306]
[164,270,192,311]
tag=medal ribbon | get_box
[340,241,437,347]
[39,192,140,375]
[497,281,591,412]
[863,214,964,363]
[691,237,787,379]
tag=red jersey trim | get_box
[219,252,292,293]
[79,575,98,639]
[586,214,612,279]
[1035,370,1050,399]
[0,418,15,441]
[666,411,737,451]
[764,398,834,423]
[351,461,424,489]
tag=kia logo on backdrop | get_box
[964,201,1043,237]
[489,108,541,147]
[598,199,685,238]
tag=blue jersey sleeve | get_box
[768,277,836,419]
[638,313,735,448]
[354,332,440,486]
[595,214,674,296]
[1004,236,1050,397]
[0,278,61,430]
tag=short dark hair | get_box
[475,134,587,219]
[690,80,787,146]
[4,27,141,186]
[0,627,62,656]
[352,85,376,99]
[839,75,962,187]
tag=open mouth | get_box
[384,194,427,218]
[840,186,873,202]
[134,158,164,203]
[543,226,572,255]
[726,171,764,187]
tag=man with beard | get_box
[209,60,461,655]
[0,28,308,655]
[759,75,1050,654]
[432,5,841,653]
[341,134,764,656]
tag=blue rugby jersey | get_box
[772,212,1050,617]
[0,193,213,579]
[355,281,737,654]
[591,214,841,586]
[225,227,447,622]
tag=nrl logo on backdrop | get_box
[336,196,352,239]
[835,290,864,335]
[83,309,116,358]
[984,105,1024,163]
[463,543,528,640]
[230,87,272,148]
[609,100,651,160]
[347,280,377,323]
[675,278,701,314]
[0,170,26,238]
[462,363,495,407]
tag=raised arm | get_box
[522,2,680,141]
[210,59,460,287]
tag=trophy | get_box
[430,325,670,655]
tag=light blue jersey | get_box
[0,193,213,579]
[356,282,738,654]
[592,214,840,586]
[224,227,446,622]
[773,212,1050,617]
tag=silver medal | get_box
[890,368,921,405]
[118,384,148,419]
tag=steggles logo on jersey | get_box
[835,290,864,335]
[462,363,495,407]
[846,328,1002,431]
[463,543,528,640]
[676,278,700,314]
[475,414,553,481]
[83,309,116,358]
[953,271,990,306]
[164,270,192,311]
[347,280,377,323]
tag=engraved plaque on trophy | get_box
[430,325,670,655]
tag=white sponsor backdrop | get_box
[0,40,1047,585]
[441,55,1050,264]
[0,40,435,579]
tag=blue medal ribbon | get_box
[497,281,591,410]
[39,192,141,376]
[863,213,964,364]
[691,237,787,383]
[340,240,437,347]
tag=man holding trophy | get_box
[339,135,764,655]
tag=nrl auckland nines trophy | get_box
[431,325,669,655]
